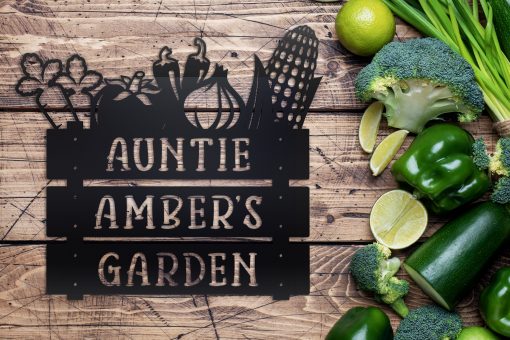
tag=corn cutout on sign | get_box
[15,26,321,300]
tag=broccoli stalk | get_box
[472,137,510,204]
[350,243,410,317]
[372,79,479,134]
[355,38,484,134]
[395,305,463,340]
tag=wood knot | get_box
[327,61,339,71]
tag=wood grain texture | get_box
[0,0,420,111]
[0,244,508,339]
[0,0,506,338]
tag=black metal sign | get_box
[16,25,321,300]
[47,186,309,237]
[47,243,310,298]
[46,127,309,180]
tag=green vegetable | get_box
[490,0,510,59]
[391,124,490,214]
[469,137,510,204]
[325,306,394,340]
[491,177,510,204]
[403,201,510,310]
[395,304,462,340]
[382,0,510,126]
[350,243,409,317]
[472,138,491,170]
[489,138,510,176]
[355,38,484,133]
[457,326,501,339]
[480,267,510,338]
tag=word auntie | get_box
[46,129,309,180]
[98,251,258,287]
[106,137,251,173]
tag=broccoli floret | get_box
[471,137,510,204]
[355,38,484,133]
[350,243,410,317]
[395,305,462,340]
[489,137,510,177]
[491,177,510,204]
[472,138,491,170]
[379,277,410,304]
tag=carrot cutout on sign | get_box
[15,54,102,129]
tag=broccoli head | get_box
[489,137,510,177]
[491,177,510,204]
[395,304,462,340]
[350,243,410,317]
[355,38,484,134]
[472,138,491,170]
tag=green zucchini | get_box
[490,0,510,59]
[403,201,510,311]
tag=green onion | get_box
[383,0,510,126]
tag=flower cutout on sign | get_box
[54,54,103,109]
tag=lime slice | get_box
[370,129,408,176]
[359,101,384,153]
[370,190,428,249]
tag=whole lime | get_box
[335,0,395,56]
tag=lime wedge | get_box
[370,129,408,176]
[359,101,383,153]
[370,190,428,249]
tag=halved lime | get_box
[370,129,408,176]
[370,190,428,249]
[359,101,383,153]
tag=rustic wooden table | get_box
[0,1,508,339]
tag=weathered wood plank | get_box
[0,0,420,111]
[0,111,498,241]
[0,244,507,339]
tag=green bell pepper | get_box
[480,267,510,338]
[391,123,490,214]
[325,306,393,340]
